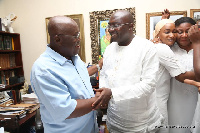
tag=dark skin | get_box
[152,10,196,82]
[162,9,170,19]
[153,23,195,82]
[48,16,100,119]
[87,58,103,76]
[176,23,193,52]
[184,24,200,92]
[108,11,134,46]
[92,10,135,110]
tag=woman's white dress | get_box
[168,44,198,133]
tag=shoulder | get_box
[31,51,56,77]
[170,43,179,52]
[155,43,174,57]
[106,42,117,49]
[132,35,155,48]
[155,43,171,51]
[103,42,117,55]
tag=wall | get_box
[0,0,199,84]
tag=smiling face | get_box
[107,10,134,46]
[48,16,81,59]
[176,22,193,48]
[157,23,176,46]
[58,23,81,57]
[108,17,129,44]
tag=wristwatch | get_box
[96,64,100,71]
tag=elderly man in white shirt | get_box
[92,10,163,133]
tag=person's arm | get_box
[92,49,111,109]
[175,71,196,83]
[189,24,200,81]
[161,9,170,19]
[31,69,100,121]
[87,58,103,76]
[67,93,99,119]
[155,44,195,83]
[183,25,200,91]
[87,65,98,76]
[184,79,200,93]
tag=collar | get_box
[45,45,78,66]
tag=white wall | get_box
[0,0,199,84]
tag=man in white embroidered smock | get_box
[92,10,164,133]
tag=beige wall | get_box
[0,0,200,84]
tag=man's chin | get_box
[111,37,117,42]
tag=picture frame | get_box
[146,11,187,40]
[45,14,86,62]
[90,7,136,64]
[190,9,200,21]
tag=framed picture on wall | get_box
[190,9,200,21]
[89,7,136,64]
[99,19,111,57]
[45,14,86,62]
[146,11,187,40]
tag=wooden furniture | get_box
[0,106,38,133]
[0,31,24,103]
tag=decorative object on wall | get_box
[45,14,86,62]
[1,13,17,33]
[90,7,135,64]
[146,11,187,40]
[190,9,200,21]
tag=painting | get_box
[190,9,200,21]
[146,11,187,40]
[90,7,136,64]
[99,19,110,57]
[45,14,86,62]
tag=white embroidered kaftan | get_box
[100,35,163,133]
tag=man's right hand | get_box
[92,88,112,110]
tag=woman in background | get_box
[153,19,195,133]
[184,22,200,133]
[168,17,198,133]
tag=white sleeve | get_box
[156,44,186,77]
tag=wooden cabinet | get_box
[0,31,24,102]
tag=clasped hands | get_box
[92,88,112,110]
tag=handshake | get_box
[91,88,112,110]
